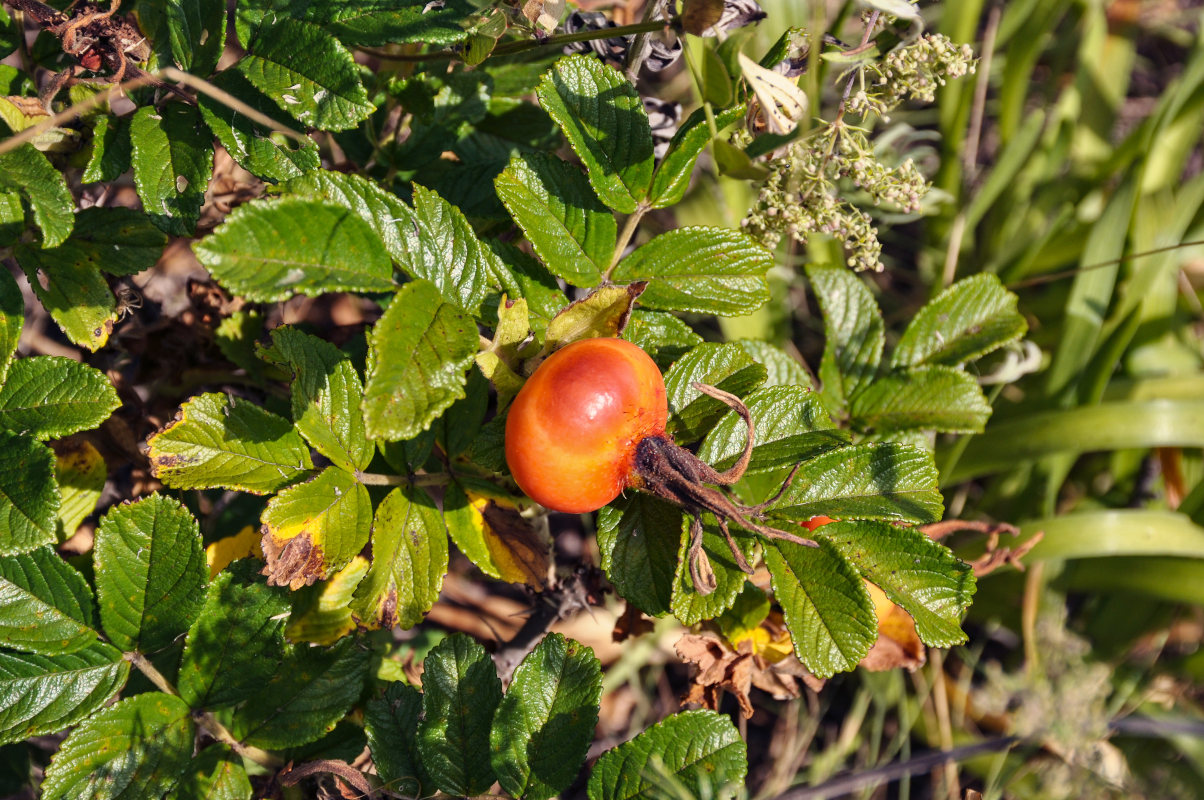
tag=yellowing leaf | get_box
[539,283,647,359]
[53,440,105,543]
[860,581,925,671]
[285,555,370,645]
[205,526,264,578]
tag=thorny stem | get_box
[125,652,283,768]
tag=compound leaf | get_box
[40,693,193,800]
[194,197,395,301]
[612,227,772,316]
[94,494,207,653]
[146,393,314,494]
[491,633,602,800]
[587,710,746,800]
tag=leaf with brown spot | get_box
[261,467,371,590]
[351,484,448,630]
[284,555,370,645]
[444,479,550,589]
[676,626,819,719]
[52,439,105,543]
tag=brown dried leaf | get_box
[676,630,814,718]
[860,582,926,672]
[479,499,551,588]
[613,601,655,642]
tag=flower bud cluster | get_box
[846,33,977,119]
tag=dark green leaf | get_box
[663,342,768,443]
[587,710,747,800]
[41,693,193,800]
[146,393,314,494]
[362,279,478,441]
[612,227,771,316]
[892,274,1027,368]
[365,682,431,798]
[536,54,655,214]
[233,638,370,749]
[596,494,681,617]
[144,0,226,76]
[0,430,58,556]
[82,114,131,184]
[177,561,290,709]
[14,243,116,351]
[260,326,370,471]
[197,70,320,184]
[807,263,884,414]
[495,152,614,287]
[0,357,119,440]
[622,309,703,370]
[350,484,448,629]
[0,642,128,745]
[282,170,415,263]
[697,386,847,473]
[261,467,372,588]
[734,339,813,389]
[418,633,503,797]
[173,747,253,800]
[0,144,73,247]
[671,521,756,625]
[94,494,207,653]
[0,267,21,386]
[767,443,943,524]
[309,0,475,46]
[194,197,396,301]
[237,19,375,131]
[130,104,214,236]
[66,206,169,277]
[764,540,876,678]
[849,366,991,434]
[491,633,603,800]
[0,546,93,626]
[819,520,975,647]
[649,106,745,209]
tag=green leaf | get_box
[0,641,128,745]
[0,430,58,556]
[650,106,745,209]
[612,227,772,316]
[309,0,475,46]
[819,520,976,648]
[0,546,93,626]
[283,555,369,645]
[197,70,320,184]
[65,206,169,277]
[767,443,944,524]
[418,633,503,797]
[143,0,226,76]
[237,19,375,132]
[622,309,703,369]
[663,342,768,443]
[849,366,992,434]
[261,467,372,589]
[0,144,73,247]
[14,244,117,351]
[260,326,370,471]
[130,104,214,236]
[41,692,194,800]
[0,268,21,386]
[282,170,414,262]
[536,54,655,214]
[173,747,253,800]
[177,561,290,709]
[697,386,848,474]
[734,339,813,389]
[362,280,478,441]
[94,494,207,653]
[892,274,1027,368]
[671,522,756,625]
[596,495,681,617]
[351,483,448,629]
[54,441,105,542]
[491,633,603,800]
[233,638,370,748]
[0,357,119,440]
[764,540,876,678]
[495,152,614,287]
[0,552,98,655]
[807,263,884,414]
[587,710,747,800]
[398,184,508,313]
[82,114,131,184]
[146,392,314,494]
[365,682,431,798]
[541,285,644,352]
[194,197,395,301]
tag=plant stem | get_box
[367,19,670,63]
[125,651,283,768]
[604,202,650,281]
[355,470,450,487]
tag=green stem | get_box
[355,471,450,487]
[366,19,670,63]
[604,202,650,282]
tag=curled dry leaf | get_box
[922,518,1042,576]
[473,493,551,589]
